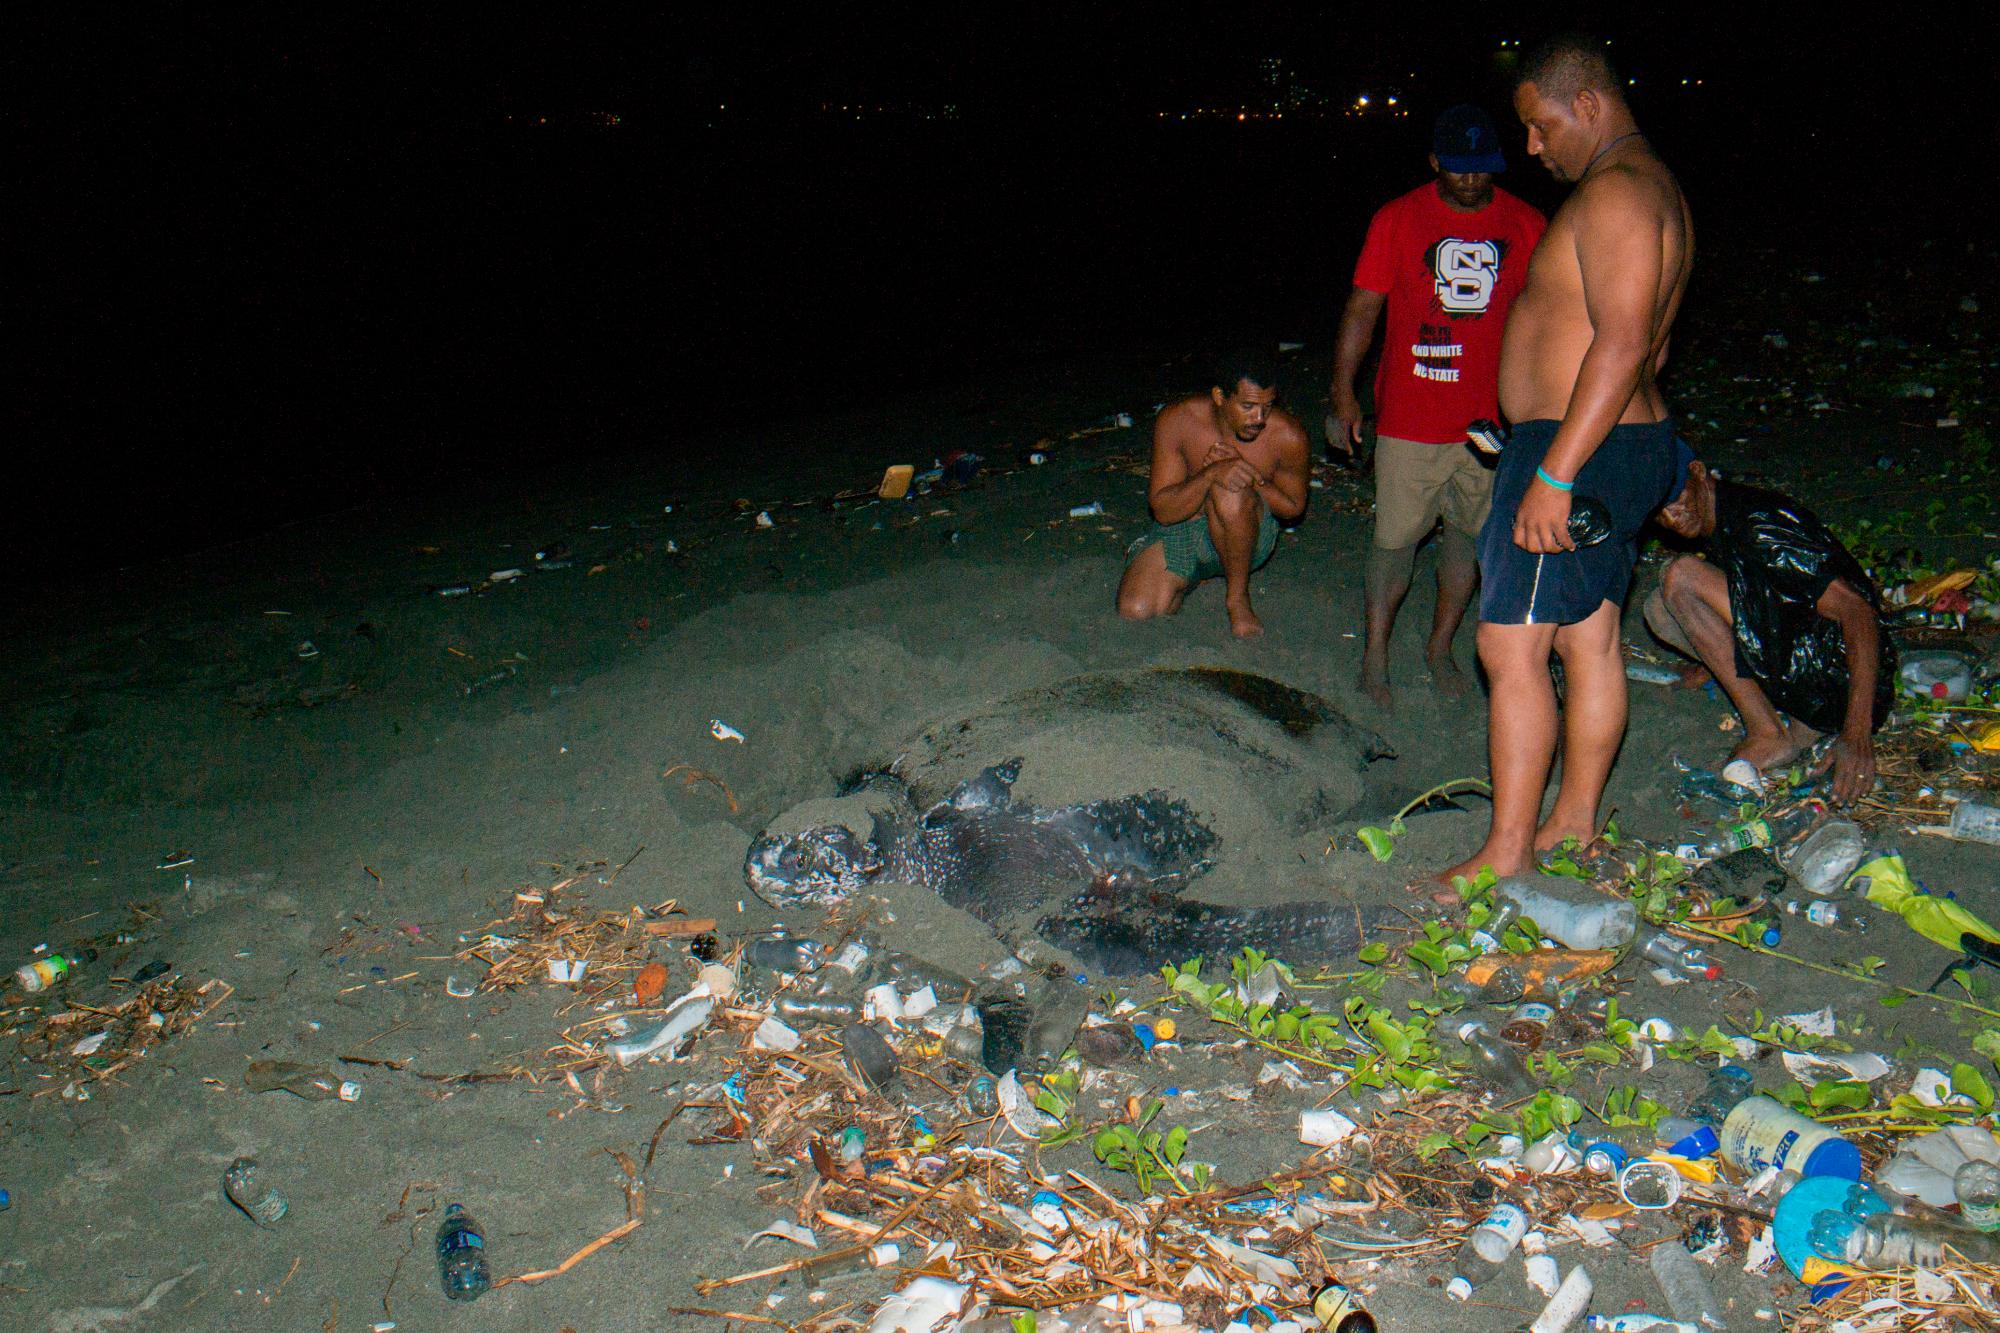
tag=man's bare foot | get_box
[1421,848,1532,903]
[1426,648,1472,700]
[1730,720,1815,771]
[1534,817,1599,853]
[1226,599,1265,639]
[1358,653,1393,708]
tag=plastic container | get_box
[1468,900,1522,954]
[1957,1159,2000,1230]
[244,1060,361,1102]
[1947,800,2000,847]
[774,994,862,1026]
[1687,1064,1755,1128]
[963,1075,999,1117]
[224,1157,288,1227]
[1500,1001,1554,1050]
[1496,875,1638,949]
[1898,651,1973,703]
[1445,1202,1529,1299]
[1720,1095,1861,1179]
[1648,1241,1722,1330]
[1786,820,1867,894]
[435,1203,491,1301]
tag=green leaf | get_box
[1972,1030,2000,1064]
[1164,1125,1189,1164]
[1388,817,1407,838]
[1879,993,1911,1008]
[1406,940,1450,975]
[1952,1062,1996,1112]
[1013,1314,1038,1333]
[1414,1130,1453,1161]
[1357,826,1397,862]
[1808,1080,1872,1113]
[1358,941,1388,965]
[1578,1041,1624,1065]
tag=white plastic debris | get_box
[72,1031,112,1057]
[1781,1050,1893,1086]
[1529,1265,1594,1333]
[867,1276,968,1333]
[1522,1233,1562,1297]
[547,959,587,983]
[489,568,524,582]
[1779,1005,1838,1037]
[710,719,747,743]
[607,995,713,1066]
[1258,1059,1312,1090]
[1564,1213,1617,1248]
[864,983,903,1024]
[1743,1224,1779,1274]
[1909,1067,1974,1108]
[900,984,938,1019]
[752,1016,802,1052]
[750,1219,818,1249]
[1298,1108,1359,1147]
[997,1070,1059,1139]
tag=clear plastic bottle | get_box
[1024,979,1090,1072]
[1784,898,1869,933]
[1686,1064,1755,1128]
[435,1203,492,1301]
[1468,901,1521,954]
[244,1060,362,1102]
[773,993,862,1026]
[1809,1210,1999,1268]
[1957,1160,2000,1230]
[1948,800,2000,846]
[1636,929,1721,981]
[1445,1201,1530,1299]
[1440,965,1528,1006]
[743,932,823,974]
[1455,1019,1537,1099]
[1786,820,1867,893]
[14,949,97,993]
[1496,875,1638,949]
[224,1157,288,1227]
[1499,1002,1554,1051]
[1677,804,1823,863]
[1647,1239,1723,1330]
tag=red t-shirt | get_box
[1352,182,1546,444]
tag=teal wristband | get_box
[1535,466,1575,492]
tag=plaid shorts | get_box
[1127,509,1280,584]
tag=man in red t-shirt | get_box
[1328,105,1546,708]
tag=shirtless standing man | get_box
[1117,348,1310,639]
[1442,34,1695,884]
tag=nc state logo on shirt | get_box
[1431,238,1501,314]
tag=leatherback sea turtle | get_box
[743,668,1402,974]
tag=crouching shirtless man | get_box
[1116,347,1309,639]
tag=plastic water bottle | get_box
[1947,800,2000,847]
[1809,1209,1999,1268]
[1785,898,1868,933]
[1636,929,1721,981]
[244,1060,362,1102]
[1957,1160,2000,1230]
[1445,1201,1530,1299]
[1786,820,1867,893]
[1686,1064,1755,1128]
[1676,804,1822,863]
[743,932,823,973]
[1496,874,1638,949]
[1469,900,1522,954]
[224,1157,289,1227]
[1454,1020,1536,1099]
[1313,1283,1378,1333]
[1648,1240,1724,1330]
[14,949,97,993]
[435,1203,492,1301]
[774,993,862,1026]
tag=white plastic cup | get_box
[1298,1109,1359,1146]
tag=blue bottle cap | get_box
[1801,1136,1863,1180]
[1761,924,1782,947]
[1131,1022,1157,1051]
[1667,1125,1720,1159]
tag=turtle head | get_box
[743,824,884,907]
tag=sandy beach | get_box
[2,226,1997,1332]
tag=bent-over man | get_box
[1117,348,1309,639]
[1649,458,1895,803]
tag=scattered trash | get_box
[1068,501,1106,518]
[878,465,915,499]
[710,719,747,743]
[244,1059,362,1102]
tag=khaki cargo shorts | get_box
[1373,434,1494,549]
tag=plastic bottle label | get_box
[1479,1202,1529,1248]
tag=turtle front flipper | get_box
[1038,896,1402,976]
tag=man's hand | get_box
[1324,390,1364,456]
[1820,732,1877,805]
[1203,440,1262,492]
[1513,480,1576,553]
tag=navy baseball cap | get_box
[1434,105,1507,174]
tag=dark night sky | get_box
[7,8,1980,583]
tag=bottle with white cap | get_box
[1446,1201,1529,1300]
